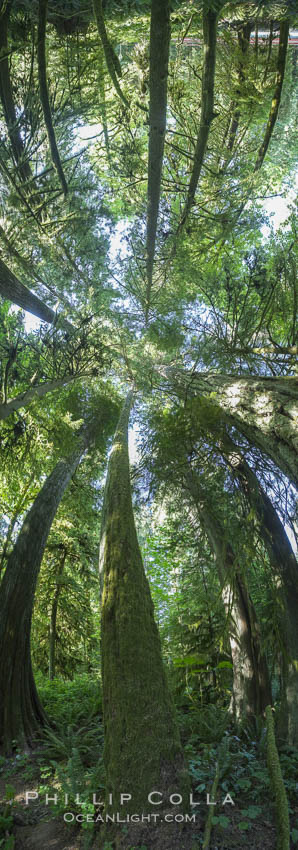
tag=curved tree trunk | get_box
[145,0,170,321]
[184,467,271,720]
[254,21,289,171]
[222,436,298,744]
[99,391,189,820]
[37,0,68,196]
[0,421,94,752]
[162,368,298,487]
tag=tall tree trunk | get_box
[0,256,72,329]
[145,0,170,321]
[184,468,271,720]
[49,548,67,680]
[162,368,298,486]
[37,0,68,196]
[222,436,298,744]
[0,4,32,184]
[263,21,274,84]
[226,24,252,152]
[98,47,111,162]
[0,420,95,752]
[177,3,219,233]
[92,0,128,107]
[99,392,189,820]
[254,21,289,171]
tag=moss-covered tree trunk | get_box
[178,3,219,233]
[163,368,298,487]
[266,705,290,850]
[254,21,290,171]
[92,0,128,106]
[37,0,68,196]
[0,422,94,753]
[226,24,252,153]
[145,0,170,320]
[223,438,298,744]
[99,391,189,819]
[185,468,271,720]
[0,4,32,185]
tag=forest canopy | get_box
[0,0,297,848]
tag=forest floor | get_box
[0,754,295,850]
[1,676,298,849]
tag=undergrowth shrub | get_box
[35,673,102,727]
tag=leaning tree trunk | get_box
[177,2,219,233]
[0,421,94,753]
[185,468,271,720]
[0,4,32,185]
[226,24,252,153]
[162,368,298,487]
[0,375,75,422]
[254,21,290,171]
[0,256,72,329]
[99,391,189,822]
[92,0,128,106]
[37,0,68,196]
[222,436,298,744]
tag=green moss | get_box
[266,705,290,850]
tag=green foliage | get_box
[211,813,230,828]
[36,673,102,726]
[182,705,230,747]
[0,786,15,850]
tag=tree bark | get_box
[226,24,252,152]
[145,0,170,321]
[0,4,32,184]
[0,256,72,329]
[0,224,73,312]
[92,0,128,107]
[99,391,189,818]
[177,4,219,233]
[222,437,298,744]
[37,0,68,196]
[0,420,95,752]
[184,467,271,720]
[162,368,298,487]
[0,376,75,421]
[254,21,290,171]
